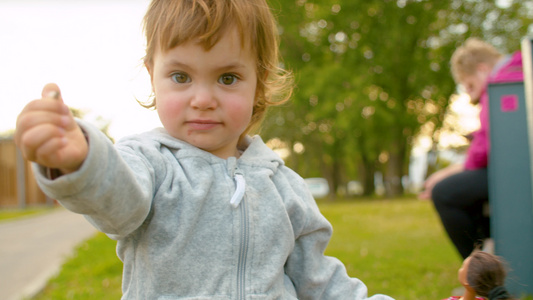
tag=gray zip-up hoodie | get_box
[34,120,394,300]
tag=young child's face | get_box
[460,66,490,104]
[147,28,257,159]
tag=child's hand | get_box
[14,83,88,175]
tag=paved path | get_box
[0,208,97,300]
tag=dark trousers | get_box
[431,168,490,259]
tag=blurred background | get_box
[1,0,533,201]
[0,0,157,141]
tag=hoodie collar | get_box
[149,128,284,170]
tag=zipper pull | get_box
[230,172,246,208]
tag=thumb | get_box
[41,83,63,102]
[41,83,78,130]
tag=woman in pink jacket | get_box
[420,38,523,259]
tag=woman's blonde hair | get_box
[451,38,503,83]
[142,0,293,136]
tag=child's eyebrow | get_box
[165,60,189,70]
[166,59,249,73]
[214,62,249,72]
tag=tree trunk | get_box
[360,156,376,196]
[385,152,404,197]
[385,138,406,197]
[325,140,343,201]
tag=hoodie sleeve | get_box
[282,171,394,300]
[32,119,155,239]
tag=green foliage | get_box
[263,0,533,197]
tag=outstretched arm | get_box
[15,83,88,175]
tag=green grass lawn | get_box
[32,232,122,300]
[320,198,459,299]
[32,198,462,299]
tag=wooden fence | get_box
[0,138,51,208]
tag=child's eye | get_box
[171,72,190,84]
[219,74,238,85]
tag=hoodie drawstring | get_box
[230,172,246,208]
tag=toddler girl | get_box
[15,0,394,299]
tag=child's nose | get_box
[191,85,217,110]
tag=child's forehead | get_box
[153,28,257,70]
[165,27,255,58]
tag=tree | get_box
[263,0,533,197]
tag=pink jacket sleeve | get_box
[464,92,489,170]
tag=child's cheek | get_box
[157,96,185,128]
[229,99,254,127]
